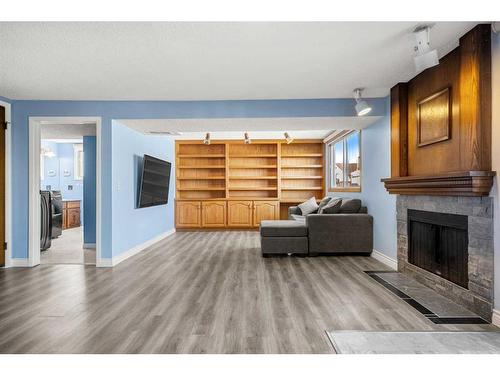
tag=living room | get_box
[1,1,500,373]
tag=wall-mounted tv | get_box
[137,154,171,208]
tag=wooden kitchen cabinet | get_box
[201,201,226,227]
[175,201,201,228]
[253,200,279,227]
[227,200,253,227]
[62,200,81,229]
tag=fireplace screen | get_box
[408,209,468,289]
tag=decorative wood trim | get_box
[329,187,361,193]
[390,83,408,177]
[381,171,495,196]
[459,24,492,171]
[384,24,493,197]
[416,87,451,147]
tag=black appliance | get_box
[50,190,63,239]
[137,154,171,208]
[40,191,52,251]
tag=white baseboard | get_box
[96,258,113,268]
[371,249,398,270]
[107,228,176,267]
[492,309,500,328]
[83,243,96,249]
[6,258,32,268]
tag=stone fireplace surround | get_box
[397,195,494,320]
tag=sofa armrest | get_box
[306,214,373,254]
[288,205,300,219]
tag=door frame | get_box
[0,101,11,267]
[28,116,102,267]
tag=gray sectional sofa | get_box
[260,197,373,257]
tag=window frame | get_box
[73,143,84,180]
[327,130,362,193]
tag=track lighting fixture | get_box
[203,132,210,145]
[413,25,439,73]
[284,132,294,144]
[353,88,372,116]
[244,132,251,144]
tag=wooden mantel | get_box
[381,171,495,197]
[382,24,494,197]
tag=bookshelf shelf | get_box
[175,140,325,225]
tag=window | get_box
[328,130,361,192]
[74,143,84,180]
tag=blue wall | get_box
[9,97,385,260]
[40,141,84,222]
[327,98,397,260]
[58,143,84,202]
[40,141,60,190]
[111,122,175,256]
[83,136,97,245]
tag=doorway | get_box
[0,105,5,267]
[29,117,102,266]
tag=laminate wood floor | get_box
[0,231,496,354]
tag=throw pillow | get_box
[297,196,319,216]
[316,196,332,211]
[319,198,342,214]
[339,198,362,213]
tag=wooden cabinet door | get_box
[202,201,226,227]
[67,208,81,228]
[253,201,279,227]
[227,201,253,227]
[176,201,201,228]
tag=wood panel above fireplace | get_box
[382,24,494,196]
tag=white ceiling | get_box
[0,22,477,100]
[41,123,96,139]
[117,116,382,139]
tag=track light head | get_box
[203,132,210,145]
[244,132,251,144]
[353,88,372,116]
[284,132,294,144]
[413,25,439,73]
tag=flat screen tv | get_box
[138,154,171,208]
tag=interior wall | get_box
[9,97,385,261]
[111,121,175,257]
[327,97,397,260]
[40,140,84,222]
[83,136,97,245]
[491,30,500,313]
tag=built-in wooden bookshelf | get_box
[175,140,324,227]
[228,143,278,199]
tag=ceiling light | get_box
[284,132,294,144]
[203,132,211,145]
[244,132,251,144]
[41,147,56,158]
[413,25,439,73]
[353,88,372,116]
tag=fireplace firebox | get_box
[408,209,468,289]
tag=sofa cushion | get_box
[320,198,342,214]
[297,196,319,215]
[260,220,308,237]
[291,214,307,223]
[339,198,362,213]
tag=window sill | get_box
[329,187,361,193]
